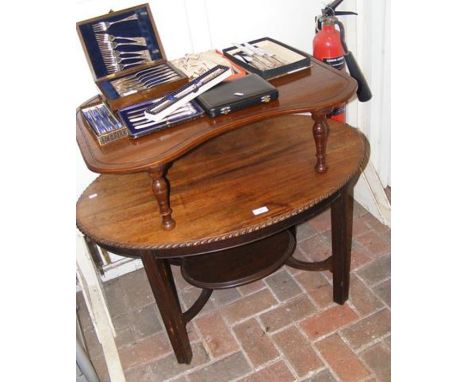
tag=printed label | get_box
[252,206,269,216]
[323,56,345,70]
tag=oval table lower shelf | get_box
[181,229,296,289]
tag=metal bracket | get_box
[220,106,231,115]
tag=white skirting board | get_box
[354,162,391,227]
[76,233,126,382]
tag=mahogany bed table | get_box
[76,113,366,364]
[76,58,357,231]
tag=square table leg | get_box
[141,254,192,364]
[331,185,354,304]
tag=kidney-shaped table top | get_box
[76,58,357,174]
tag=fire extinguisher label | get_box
[323,56,345,70]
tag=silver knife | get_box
[145,66,231,122]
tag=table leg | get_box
[149,165,176,230]
[311,112,330,173]
[141,254,192,364]
[331,185,353,304]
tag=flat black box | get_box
[197,74,278,117]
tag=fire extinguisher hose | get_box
[336,20,372,102]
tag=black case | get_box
[196,74,278,117]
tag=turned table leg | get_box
[141,254,192,364]
[331,185,353,304]
[149,165,176,230]
[311,112,330,173]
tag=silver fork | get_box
[98,40,147,49]
[92,14,138,33]
[113,71,177,93]
[102,50,151,61]
[106,61,144,73]
[96,34,146,45]
[111,66,170,87]
[115,75,180,96]
[103,54,150,65]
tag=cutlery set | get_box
[119,99,205,138]
[82,104,123,135]
[145,65,231,123]
[81,103,128,145]
[82,99,202,142]
[123,102,199,129]
[232,42,285,70]
[92,13,152,73]
[78,4,191,110]
[222,38,311,80]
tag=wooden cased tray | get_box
[76,3,188,110]
[223,37,312,80]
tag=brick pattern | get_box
[221,288,277,324]
[273,326,323,376]
[194,312,239,358]
[233,318,279,367]
[295,270,333,308]
[260,294,316,333]
[348,275,384,316]
[145,342,209,382]
[372,279,391,307]
[188,352,251,382]
[360,343,391,382]
[118,331,172,369]
[237,360,295,382]
[357,256,391,286]
[341,309,391,350]
[237,279,266,296]
[305,368,338,382]
[76,201,391,382]
[316,334,370,382]
[300,304,358,340]
[265,269,302,302]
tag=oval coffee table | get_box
[77,114,366,364]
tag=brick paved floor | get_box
[77,201,390,382]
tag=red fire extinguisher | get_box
[313,0,372,122]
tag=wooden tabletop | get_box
[76,58,357,174]
[76,114,365,257]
